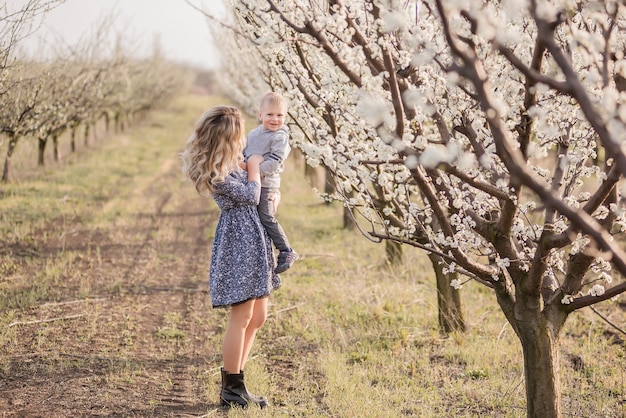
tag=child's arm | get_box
[259,130,290,176]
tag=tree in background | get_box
[210,0,468,331]
[0,0,63,70]
[0,1,191,182]
[208,1,626,417]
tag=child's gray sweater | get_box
[243,125,291,188]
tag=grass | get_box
[0,92,624,417]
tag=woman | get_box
[180,105,280,408]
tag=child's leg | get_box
[258,188,290,251]
[222,300,255,373]
[259,187,298,273]
[240,297,268,371]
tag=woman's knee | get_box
[230,300,255,327]
[250,313,267,329]
[249,299,268,329]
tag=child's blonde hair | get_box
[260,92,287,112]
[181,105,245,195]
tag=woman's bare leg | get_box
[240,297,268,371]
[222,300,255,373]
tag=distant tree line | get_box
[0,0,192,182]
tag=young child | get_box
[242,92,298,273]
[180,105,279,409]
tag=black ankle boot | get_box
[240,370,269,404]
[220,368,269,409]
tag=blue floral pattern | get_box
[209,170,280,307]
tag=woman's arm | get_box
[211,155,264,207]
[247,154,263,184]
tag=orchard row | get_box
[0,0,190,182]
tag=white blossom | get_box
[495,257,510,270]
[589,284,605,297]
[215,0,626,318]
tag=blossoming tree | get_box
[208,0,626,416]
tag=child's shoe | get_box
[275,249,299,274]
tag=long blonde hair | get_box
[180,105,245,195]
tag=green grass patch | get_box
[0,93,623,417]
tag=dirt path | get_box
[0,149,228,416]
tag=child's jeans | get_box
[258,187,290,252]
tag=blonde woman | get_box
[181,105,279,409]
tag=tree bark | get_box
[84,124,90,146]
[70,126,77,153]
[343,206,356,230]
[52,134,59,162]
[428,252,465,333]
[38,137,46,166]
[343,190,357,231]
[2,134,18,182]
[304,163,325,191]
[516,306,561,418]
[324,166,335,202]
[385,240,403,265]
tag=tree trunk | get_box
[343,190,357,230]
[428,252,465,333]
[70,126,77,153]
[385,240,403,265]
[84,124,90,146]
[291,147,304,170]
[38,137,46,166]
[52,134,59,162]
[328,168,357,230]
[2,134,18,182]
[516,305,562,418]
[324,166,335,202]
[343,206,356,230]
[417,214,465,333]
[304,163,325,191]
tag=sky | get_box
[18,0,224,69]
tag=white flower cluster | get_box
[214,0,626,305]
[589,284,605,297]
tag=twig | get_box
[8,313,85,327]
[139,286,209,293]
[39,297,106,308]
[194,411,220,418]
[273,303,306,315]
[589,305,626,337]
[496,321,509,342]
[58,353,128,363]
[297,253,334,258]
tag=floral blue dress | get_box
[209,170,281,308]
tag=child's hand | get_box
[239,161,248,170]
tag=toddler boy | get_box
[243,92,298,273]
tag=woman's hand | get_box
[246,154,263,183]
